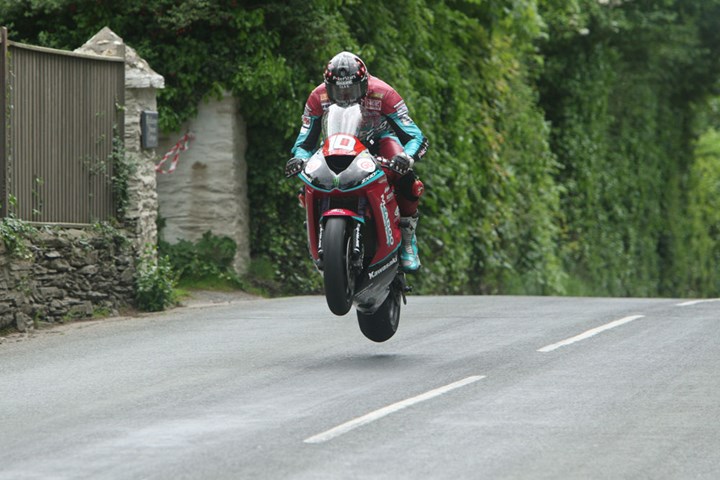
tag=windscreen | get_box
[323,104,363,138]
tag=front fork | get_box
[351,222,363,267]
[316,218,363,271]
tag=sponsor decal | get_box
[358,157,376,172]
[368,255,398,279]
[392,100,414,125]
[336,76,355,87]
[302,115,311,127]
[365,98,382,110]
[393,100,408,115]
[417,140,428,158]
[380,194,394,247]
[305,158,321,173]
[325,208,350,216]
[369,92,384,99]
[361,173,378,184]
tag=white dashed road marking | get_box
[538,315,645,353]
[676,299,720,307]
[304,375,485,444]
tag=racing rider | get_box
[285,51,429,272]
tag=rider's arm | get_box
[291,88,325,159]
[382,91,429,162]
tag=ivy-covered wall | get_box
[3,0,720,298]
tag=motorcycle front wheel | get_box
[322,217,354,316]
[357,285,401,342]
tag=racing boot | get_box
[399,214,421,272]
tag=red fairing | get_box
[303,174,400,266]
[322,134,367,157]
[364,179,401,265]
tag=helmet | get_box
[324,52,368,106]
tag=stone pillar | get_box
[75,27,164,253]
[156,93,251,275]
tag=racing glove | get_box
[285,157,305,178]
[387,152,414,176]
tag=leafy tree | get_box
[2,0,719,296]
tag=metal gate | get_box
[0,27,124,224]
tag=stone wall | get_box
[123,86,161,253]
[0,227,134,332]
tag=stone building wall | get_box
[156,93,250,275]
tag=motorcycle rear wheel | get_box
[357,285,401,342]
[322,217,354,316]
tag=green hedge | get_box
[539,0,720,296]
[3,0,720,297]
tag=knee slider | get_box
[411,179,424,199]
[396,172,424,201]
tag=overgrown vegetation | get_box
[0,216,35,259]
[109,126,136,221]
[3,0,720,297]
[135,247,177,312]
[538,1,720,296]
[158,231,241,289]
[0,196,37,259]
[682,128,720,297]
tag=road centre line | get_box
[303,375,485,444]
[538,315,645,353]
[676,299,720,307]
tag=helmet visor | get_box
[327,82,366,106]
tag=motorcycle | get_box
[295,103,409,342]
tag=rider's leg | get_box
[377,137,423,272]
[395,174,423,272]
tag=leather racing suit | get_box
[291,75,428,217]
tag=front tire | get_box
[322,217,354,316]
[357,286,401,342]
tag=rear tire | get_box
[357,286,401,342]
[323,217,354,316]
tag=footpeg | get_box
[393,274,412,305]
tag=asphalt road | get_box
[1,294,719,479]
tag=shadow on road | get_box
[306,352,434,372]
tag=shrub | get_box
[159,231,239,286]
[135,250,177,312]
